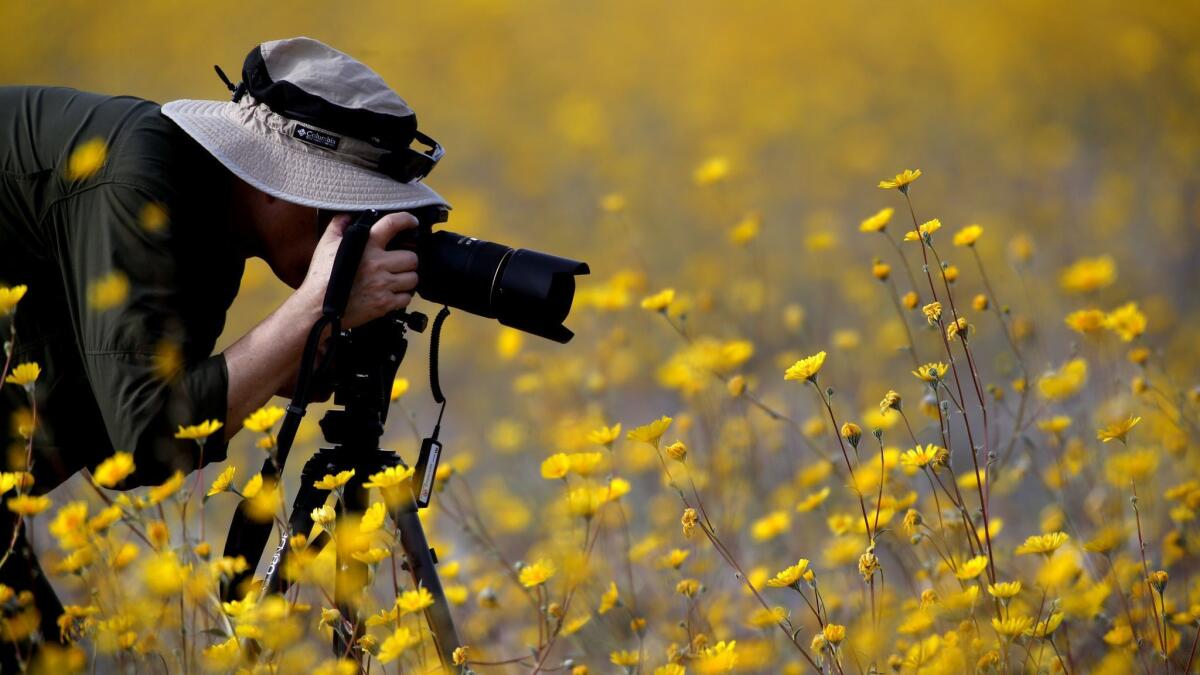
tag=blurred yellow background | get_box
[5,1,1200,672]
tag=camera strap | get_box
[412,305,450,508]
[219,214,372,602]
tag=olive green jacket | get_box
[0,86,244,490]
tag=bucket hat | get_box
[162,37,449,212]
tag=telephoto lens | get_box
[386,207,589,343]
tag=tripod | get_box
[220,212,460,667]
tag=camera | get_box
[362,206,589,343]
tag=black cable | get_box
[428,306,450,405]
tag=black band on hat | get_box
[242,45,418,153]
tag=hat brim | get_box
[161,99,450,212]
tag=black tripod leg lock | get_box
[413,437,441,509]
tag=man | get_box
[0,37,446,652]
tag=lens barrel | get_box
[416,231,589,343]
[380,208,587,343]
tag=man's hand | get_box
[223,211,420,440]
[301,212,421,328]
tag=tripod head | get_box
[318,308,426,450]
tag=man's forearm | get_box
[221,287,322,440]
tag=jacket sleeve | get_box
[57,181,229,486]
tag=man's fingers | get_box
[368,212,419,248]
[380,249,419,274]
[320,214,350,245]
[388,272,419,293]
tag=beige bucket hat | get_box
[162,37,449,212]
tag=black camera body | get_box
[375,207,590,343]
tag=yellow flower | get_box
[901,444,942,469]
[750,510,790,541]
[174,419,223,441]
[377,626,419,663]
[1015,531,1069,556]
[872,258,891,280]
[5,362,41,388]
[973,293,989,310]
[840,422,861,448]
[1037,358,1088,400]
[1037,416,1072,434]
[598,581,619,614]
[139,201,169,232]
[519,558,556,587]
[664,441,687,462]
[1026,612,1064,638]
[822,624,846,645]
[903,218,941,242]
[148,471,185,504]
[955,555,989,580]
[784,351,826,382]
[311,505,336,527]
[945,317,970,341]
[87,271,130,311]
[1059,255,1116,293]
[452,646,470,666]
[66,138,108,180]
[363,465,415,489]
[693,156,730,186]
[922,301,942,325]
[600,192,627,213]
[92,452,136,488]
[988,580,1022,599]
[953,224,983,246]
[1064,309,1106,334]
[611,649,640,667]
[243,406,285,433]
[878,168,921,191]
[902,290,920,309]
[668,578,697,598]
[203,637,241,671]
[142,551,189,596]
[206,465,236,497]
[359,502,386,533]
[7,487,49,514]
[586,423,622,446]
[350,547,388,565]
[241,473,264,499]
[314,469,355,490]
[880,390,902,415]
[729,211,761,245]
[681,507,699,537]
[389,377,410,401]
[911,362,948,383]
[640,288,676,312]
[569,451,604,476]
[1097,415,1141,443]
[659,548,690,569]
[859,207,894,232]
[766,559,811,587]
[396,587,434,614]
[992,615,1033,638]
[1104,301,1146,342]
[541,453,571,479]
[0,285,28,315]
[796,487,830,513]
[627,416,672,447]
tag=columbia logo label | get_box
[292,124,340,150]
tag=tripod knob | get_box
[403,311,428,333]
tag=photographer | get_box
[0,37,444,657]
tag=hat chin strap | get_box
[213,64,247,102]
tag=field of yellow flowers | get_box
[3,1,1200,673]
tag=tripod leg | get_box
[334,474,372,658]
[261,481,331,597]
[391,494,462,667]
